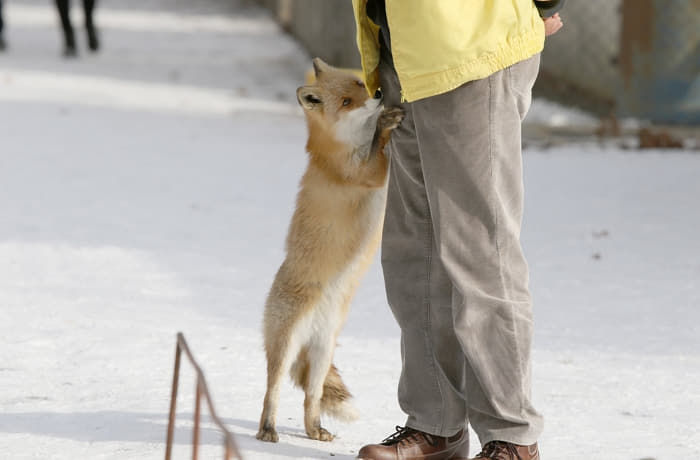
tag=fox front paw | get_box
[377,107,405,133]
[306,426,334,442]
[256,427,279,443]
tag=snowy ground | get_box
[1,1,699,459]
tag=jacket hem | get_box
[400,29,545,103]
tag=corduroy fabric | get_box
[379,51,544,446]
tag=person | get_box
[55,0,99,57]
[350,1,564,459]
[0,0,6,51]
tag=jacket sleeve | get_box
[534,0,566,18]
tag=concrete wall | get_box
[260,0,360,68]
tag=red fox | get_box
[256,58,404,443]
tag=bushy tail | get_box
[320,364,359,421]
[290,356,359,422]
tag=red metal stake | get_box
[164,333,244,460]
[193,380,202,460]
[165,339,182,460]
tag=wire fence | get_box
[258,0,699,126]
[537,0,699,124]
[536,0,622,114]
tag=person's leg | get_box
[55,0,76,56]
[83,0,95,27]
[0,0,6,50]
[83,0,99,51]
[379,54,469,438]
[355,47,469,460]
[410,54,544,447]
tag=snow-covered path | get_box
[1,1,699,459]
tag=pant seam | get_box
[502,67,528,411]
[466,71,527,436]
[412,102,447,434]
[425,223,447,434]
[494,68,527,414]
[488,72,508,302]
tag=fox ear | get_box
[297,86,322,110]
[312,57,331,78]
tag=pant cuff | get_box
[475,425,542,448]
[406,416,466,438]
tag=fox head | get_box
[297,58,382,154]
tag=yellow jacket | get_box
[352,0,545,102]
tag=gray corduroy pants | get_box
[379,53,544,447]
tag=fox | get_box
[256,58,404,443]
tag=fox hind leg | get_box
[257,334,301,443]
[303,340,336,441]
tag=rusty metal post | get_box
[192,380,202,460]
[164,332,245,460]
[165,338,182,460]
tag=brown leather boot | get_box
[357,425,468,460]
[470,441,540,460]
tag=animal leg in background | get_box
[55,0,76,56]
[0,0,6,51]
[55,0,99,56]
[83,0,99,51]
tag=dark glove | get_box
[534,0,566,18]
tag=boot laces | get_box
[476,441,523,460]
[380,426,439,447]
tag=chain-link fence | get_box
[535,0,622,115]
[538,0,699,124]
[257,0,699,126]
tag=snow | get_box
[1,1,699,459]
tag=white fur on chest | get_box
[333,98,382,153]
[363,187,387,226]
[290,212,379,352]
[288,187,386,355]
[294,250,363,349]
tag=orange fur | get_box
[256,58,403,443]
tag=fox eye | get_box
[342,98,352,106]
[305,94,321,104]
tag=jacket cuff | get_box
[534,0,566,18]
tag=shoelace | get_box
[380,425,439,447]
[475,441,523,460]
